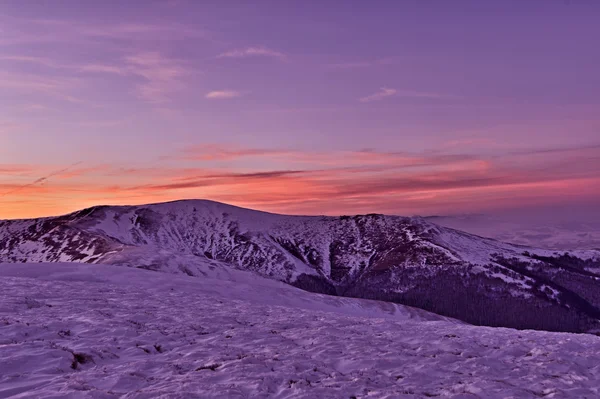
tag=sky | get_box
[1,0,599,219]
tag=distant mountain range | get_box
[428,213,600,250]
[1,200,599,333]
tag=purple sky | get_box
[1,0,599,218]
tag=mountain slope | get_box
[2,263,600,398]
[429,213,600,250]
[1,199,600,333]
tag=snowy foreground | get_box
[1,264,600,398]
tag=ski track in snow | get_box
[1,264,600,398]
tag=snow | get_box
[2,262,600,398]
[487,272,530,288]
[0,263,449,323]
[83,201,319,245]
[4,200,598,287]
[78,201,329,281]
[429,214,600,251]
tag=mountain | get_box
[1,199,600,333]
[3,262,600,398]
[428,213,600,250]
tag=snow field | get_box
[1,263,600,398]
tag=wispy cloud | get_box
[0,71,64,91]
[359,87,397,103]
[129,147,600,216]
[178,144,487,172]
[205,90,243,100]
[0,164,36,175]
[360,87,459,103]
[2,55,129,77]
[80,22,207,41]
[0,55,63,68]
[216,46,286,60]
[79,64,127,75]
[0,16,202,106]
[180,145,290,161]
[0,162,82,198]
[442,137,502,150]
[124,52,188,103]
[0,70,85,103]
[1,50,188,104]
[0,121,26,135]
[0,16,207,46]
[2,144,599,218]
[19,103,50,112]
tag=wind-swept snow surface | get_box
[2,263,600,398]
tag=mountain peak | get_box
[1,199,599,333]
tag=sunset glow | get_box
[1,1,599,219]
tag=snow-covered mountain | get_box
[428,213,600,250]
[1,199,600,333]
[3,263,600,398]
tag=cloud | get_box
[359,87,459,103]
[0,55,63,68]
[216,46,286,60]
[176,145,493,176]
[122,151,599,217]
[0,70,86,103]
[79,64,127,75]
[0,71,66,91]
[0,121,27,135]
[442,137,500,149]
[34,52,189,104]
[80,22,207,41]
[159,144,600,209]
[359,87,397,103]
[0,162,82,198]
[180,145,289,161]
[506,142,600,157]
[124,52,188,103]
[19,104,50,111]
[0,18,200,105]
[205,90,242,100]
[0,55,129,102]
[143,170,305,191]
[0,16,207,46]
[177,144,483,172]
[0,164,37,175]
[2,144,599,219]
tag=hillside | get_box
[2,263,600,398]
[1,200,600,333]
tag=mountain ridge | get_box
[1,199,600,333]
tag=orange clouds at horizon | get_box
[1,144,599,219]
[2,175,598,220]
